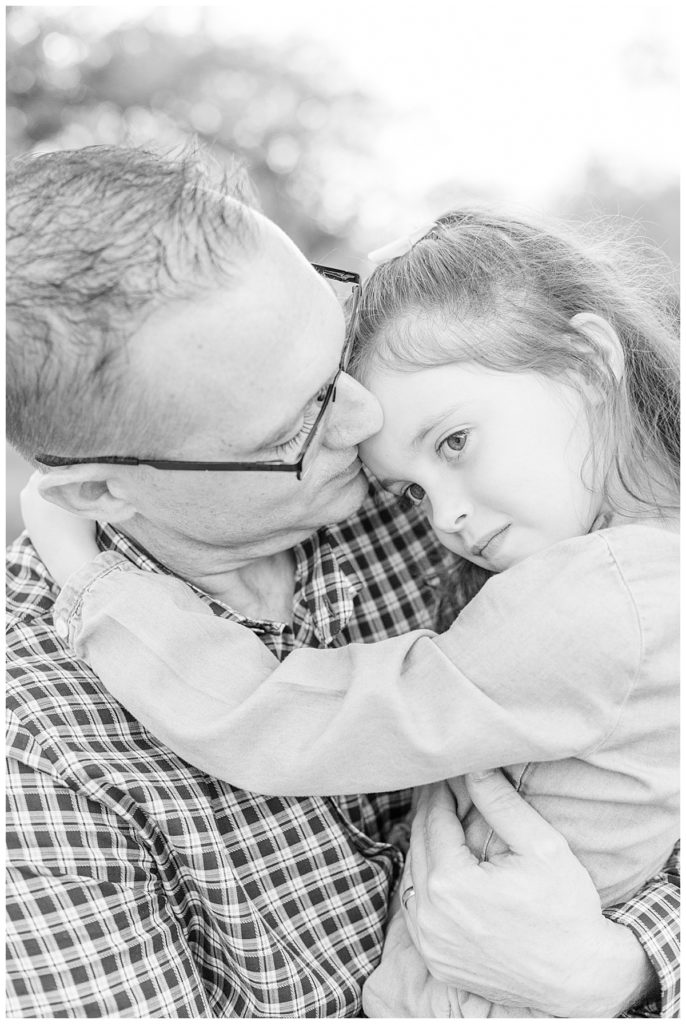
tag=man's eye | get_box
[272,404,319,456]
[401,482,426,506]
[271,377,334,456]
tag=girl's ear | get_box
[37,465,137,523]
[570,312,625,382]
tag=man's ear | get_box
[37,465,137,524]
[570,312,625,382]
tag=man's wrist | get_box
[563,918,657,1018]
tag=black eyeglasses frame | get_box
[35,264,361,482]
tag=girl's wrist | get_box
[49,542,101,589]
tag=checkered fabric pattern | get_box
[6,484,680,1017]
[6,485,448,1017]
[609,843,680,1018]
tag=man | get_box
[6,145,679,1017]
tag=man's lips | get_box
[334,456,362,481]
[471,524,510,559]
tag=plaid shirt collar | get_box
[96,516,365,650]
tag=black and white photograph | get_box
[6,1,679,1018]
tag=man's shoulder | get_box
[5,577,186,812]
[6,535,130,769]
[6,531,58,630]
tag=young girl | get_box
[25,208,679,1018]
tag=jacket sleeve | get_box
[55,536,642,796]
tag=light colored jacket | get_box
[56,524,679,910]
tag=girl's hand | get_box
[20,472,100,588]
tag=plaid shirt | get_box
[6,485,680,1017]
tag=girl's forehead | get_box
[361,309,495,380]
[365,361,589,436]
[365,358,500,396]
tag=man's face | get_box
[118,211,382,561]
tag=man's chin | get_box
[320,463,368,520]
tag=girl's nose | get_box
[430,494,472,535]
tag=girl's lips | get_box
[472,524,510,559]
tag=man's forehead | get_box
[128,231,344,452]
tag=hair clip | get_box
[367,220,438,266]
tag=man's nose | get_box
[322,372,383,449]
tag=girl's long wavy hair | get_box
[350,207,680,627]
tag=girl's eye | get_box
[440,430,469,455]
[401,482,426,506]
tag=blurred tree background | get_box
[5,5,679,542]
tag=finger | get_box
[447,775,473,820]
[466,769,567,856]
[410,781,470,884]
[408,785,440,895]
[400,850,421,946]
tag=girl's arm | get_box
[51,529,664,797]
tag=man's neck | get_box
[193,548,297,623]
[114,520,298,623]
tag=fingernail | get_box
[469,770,494,782]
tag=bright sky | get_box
[20,0,681,231]
[81,0,679,203]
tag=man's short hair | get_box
[6,144,258,464]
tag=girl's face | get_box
[360,358,603,572]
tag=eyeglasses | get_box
[35,264,361,482]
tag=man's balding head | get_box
[6,145,258,463]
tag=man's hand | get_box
[403,772,657,1017]
[21,472,99,587]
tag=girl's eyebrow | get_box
[411,403,466,447]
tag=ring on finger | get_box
[401,885,416,910]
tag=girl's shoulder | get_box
[581,521,678,588]
[596,520,679,554]
[476,523,678,630]
[517,521,677,577]
[452,525,676,705]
